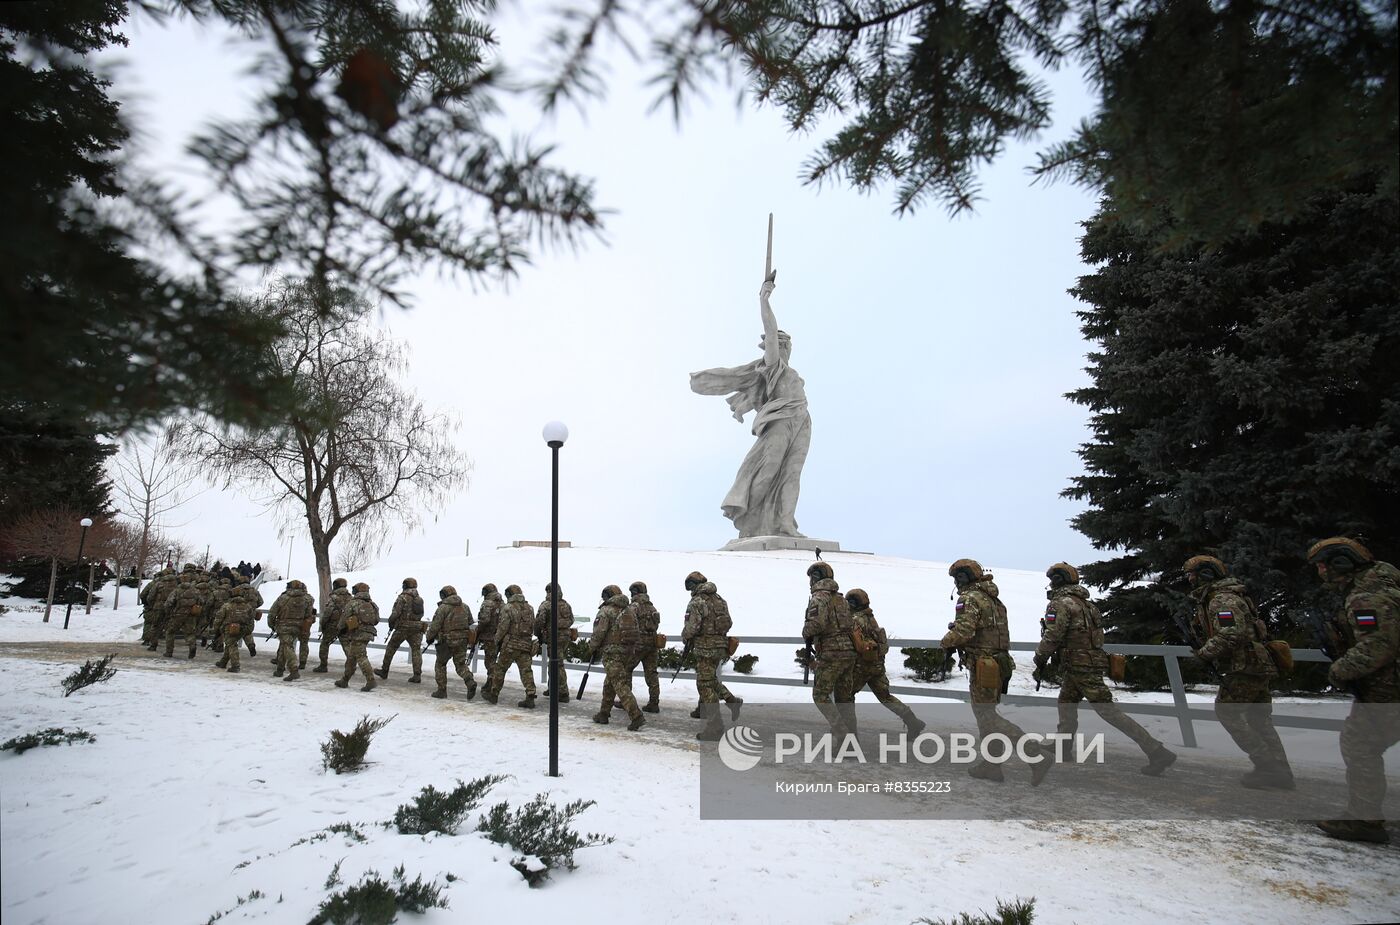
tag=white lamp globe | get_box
[80,518,93,528]
[542,421,569,446]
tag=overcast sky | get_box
[101,3,1108,577]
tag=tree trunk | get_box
[43,556,57,622]
[86,563,95,614]
[113,559,122,609]
[309,519,333,616]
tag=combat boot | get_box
[334,678,349,689]
[408,673,421,684]
[518,695,537,709]
[284,669,300,682]
[627,714,646,732]
[299,659,307,670]
[374,666,389,679]
[482,689,499,705]
[465,680,477,701]
[274,665,284,678]
[361,678,377,692]
[728,697,744,722]
[592,712,610,725]
[1141,745,1177,777]
[312,663,328,673]
[1317,819,1389,844]
[689,704,704,719]
[696,704,724,741]
[226,664,240,674]
[1240,759,1295,790]
[187,647,197,660]
[902,711,927,737]
[214,657,228,669]
[967,761,1005,783]
[642,698,660,714]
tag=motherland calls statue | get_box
[689,217,839,552]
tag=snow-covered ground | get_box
[2,547,1397,924]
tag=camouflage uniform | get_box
[628,585,662,712]
[426,586,477,699]
[803,572,857,735]
[941,563,1029,781]
[234,582,263,656]
[145,568,184,649]
[485,588,538,706]
[1192,575,1292,785]
[477,585,504,678]
[847,592,922,733]
[535,591,575,702]
[268,581,313,681]
[591,588,644,729]
[212,594,256,672]
[138,569,172,646]
[683,576,738,739]
[316,583,354,672]
[1319,554,1400,836]
[1037,578,1173,774]
[162,572,204,658]
[379,582,426,682]
[204,579,232,650]
[336,586,380,691]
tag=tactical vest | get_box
[851,608,889,663]
[222,599,253,633]
[965,585,1011,652]
[811,580,855,654]
[599,597,638,651]
[478,594,503,633]
[689,586,732,643]
[500,597,536,648]
[631,595,660,635]
[1049,588,1107,670]
[440,598,473,645]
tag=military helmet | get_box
[504,584,522,596]
[333,577,348,589]
[289,579,306,591]
[1046,562,1080,587]
[684,571,707,591]
[440,584,457,599]
[628,580,648,596]
[846,588,870,610]
[481,582,498,596]
[807,561,834,581]
[948,558,984,585]
[182,563,198,572]
[403,577,417,590]
[1307,537,1374,574]
[544,582,559,595]
[352,581,370,593]
[602,584,622,600]
[1183,555,1227,582]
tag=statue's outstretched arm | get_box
[760,278,780,368]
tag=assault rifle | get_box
[1170,605,1221,680]
[577,622,614,700]
[1296,606,1358,697]
[802,637,814,686]
[670,640,694,682]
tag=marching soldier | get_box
[212,586,256,673]
[803,562,858,737]
[233,577,262,659]
[204,577,233,650]
[139,567,176,648]
[484,585,539,707]
[1034,563,1175,777]
[1308,538,1400,844]
[268,579,313,682]
[425,584,478,700]
[378,577,426,683]
[535,583,574,703]
[1186,555,1294,789]
[591,585,646,731]
[162,568,203,659]
[314,577,353,672]
[477,583,504,678]
[628,580,662,713]
[941,558,1043,783]
[683,571,740,741]
[335,582,380,691]
[846,588,924,735]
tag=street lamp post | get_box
[63,518,93,630]
[542,420,569,778]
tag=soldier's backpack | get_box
[412,594,425,617]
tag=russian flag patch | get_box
[1044,606,1057,623]
[1354,610,1378,631]
[1216,611,1235,625]
[955,601,966,613]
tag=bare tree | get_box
[96,522,144,610]
[7,509,114,620]
[172,280,470,609]
[109,435,200,580]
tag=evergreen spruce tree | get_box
[1066,176,1400,646]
